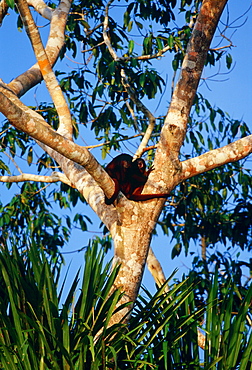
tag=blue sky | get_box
[0,1,251,293]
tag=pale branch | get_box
[103,0,172,63]
[8,0,72,97]
[120,69,156,159]
[180,135,252,182]
[0,82,116,201]
[103,0,118,61]
[0,171,72,186]
[84,132,144,149]
[15,0,73,140]
[160,0,228,162]
[201,236,207,261]
[103,1,155,158]
[147,247,169,293]
[27,0,53,20]
[125,101,142,134]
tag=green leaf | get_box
[226,53,232,69]
[27,147,33,165]
[123,11,130,27]
[139,73,145,87]
[135,20,143,30]
[171,242,182,259]
[5,0,14,8]
[0,159,10,174]
[128,39,134,54]
[156,37,163,51]
[128,20,133,32]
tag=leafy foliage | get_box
[0,182,70,257]
[0,240,126,369]
[0,241,251,369]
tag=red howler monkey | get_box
[105,154,168,204]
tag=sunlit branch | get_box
[27,0,53,20]
[0,171,73,186]
[15,0,73,140]
[147,247,169,292]
[120,45,172,62]
[180,135,252,182]
[0,82,116,201]
[8,0,72,97]
[82,41,106,54]
[84,133,144,149]
[161,0,228,164]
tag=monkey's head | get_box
[135,158,146,173]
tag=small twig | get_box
[81,41,105,54]
[125,101,142,134]
[3,150,22,174]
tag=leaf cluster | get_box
[0,182,70,257]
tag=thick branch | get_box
[8,0,72,97]
[15,0,72,139]
[0,83,116,200]
[160,0,228,160]
[27,0,53,20]
[180,135,252,181]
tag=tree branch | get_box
[8,0,72,97]
[0,171,72,186]
[27,0,53,20]
[147,247,169,292]
[160,0,228,162]
[15,0,73,139]
[180,135,252,181]
[0,82,116,200]
[119,45,172,62]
